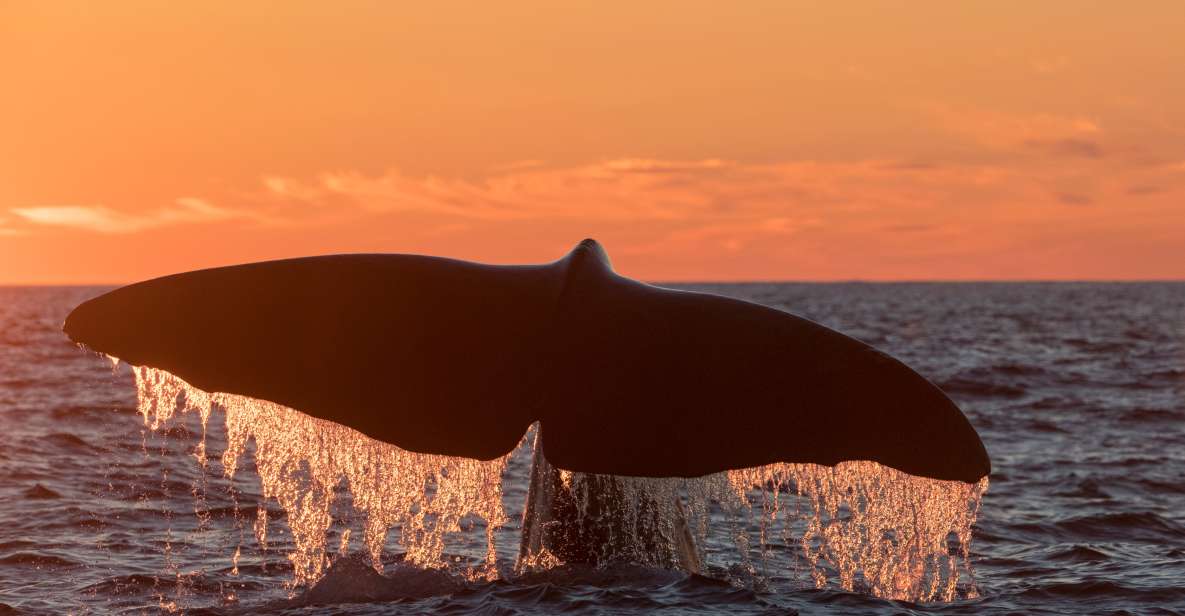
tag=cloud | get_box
[883,223,937,233]
[597,158,731,174]
[10,151,1183,277]
[1031,55,1071,74]
[0,217,21,236]
[1056,192,1094,206]
[879,161,939,171]
[926,104,1102,153]
[488,160,547,172]
[263,159,749,222]
[246,156,1065,264]
[253,156,1120,240]
[1024,138,1104,159]
[1126,185,1162,196]
[6,151,1184,281]
[615,215,816,257]
[11,198,244,233]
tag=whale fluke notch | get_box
[64,239,990,483]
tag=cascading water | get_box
[125,361,987,603]
[132,364,511,587]
[726,462,987,602]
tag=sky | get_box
[2,1,1183,284]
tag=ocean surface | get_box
[1,283,1183,615]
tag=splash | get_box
[727,462,988,602]
[516,431,710,573]
[126,362,986,602]
[132,365,510,587]
[517,426,987,602]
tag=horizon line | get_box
[4,277,1184,288]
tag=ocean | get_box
[1,283,1183,615]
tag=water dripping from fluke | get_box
[132,364,510,588]
[123,363,987,605]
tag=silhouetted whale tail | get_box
[64,238,989,484]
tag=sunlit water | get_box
[128,361,985,603]
[2,284,1183,614]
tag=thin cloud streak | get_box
[11,198,251,233]
[925,104,1102,151]
[0,217,21,236]
[257,158,1021,226]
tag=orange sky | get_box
[2,2,1183,284]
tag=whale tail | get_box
[64,238,989,483]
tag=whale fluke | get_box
[64,239,989,483]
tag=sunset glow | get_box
[2,2,1183,283]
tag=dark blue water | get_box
[1,283,1183,614]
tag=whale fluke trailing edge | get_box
[64,239,990,483]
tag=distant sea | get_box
[1,283,1183,614]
